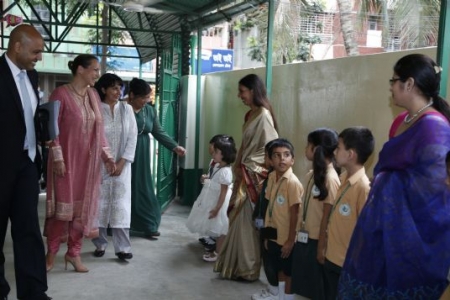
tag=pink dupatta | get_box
[45,85,112,239]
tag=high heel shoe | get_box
[46,252,55,272]
[64,254,89,273]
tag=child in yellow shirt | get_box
[263,138,303,300]
[324,127,374,300]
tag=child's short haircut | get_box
[214,136,237,164]
[267,138,295,158]
[209,134,229,144]
[265,139,276,153]
[339,127,374,165]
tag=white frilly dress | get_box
[186,165,232,237]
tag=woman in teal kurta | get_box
[128,78,186,238]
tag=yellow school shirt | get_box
[325,167,370,267]
[265,167,303,246]
[298,164,340,239]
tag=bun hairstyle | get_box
[394,54,450,122]
[68,54,98,75]
[94,73,123,102]
[307,128,339,201]
[129,78,151,98]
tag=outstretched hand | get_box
[173,146,186,157]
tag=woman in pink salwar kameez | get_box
[44,54,115,273]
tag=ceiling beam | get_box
[188,0,268,29]
[25,19,181,34]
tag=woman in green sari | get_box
[127,78,186,238]
[214,74,279,281]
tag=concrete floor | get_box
[3,194,276,300]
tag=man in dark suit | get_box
[0,24,51,300]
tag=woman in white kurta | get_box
[92,74,137,260]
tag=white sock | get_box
[268,284,278,296]
[278,282,285,300]
[284,294,294,300]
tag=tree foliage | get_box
[243,0,325,64]
[357,0,440,50]
[86,4,128,72]
[15,0,128,72]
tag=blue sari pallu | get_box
[339,113,450,299]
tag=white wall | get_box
[185,48,443,180]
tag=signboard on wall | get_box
[199,49,234,74]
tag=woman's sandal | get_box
[93,249,105,257]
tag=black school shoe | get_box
[19,295,52,300]
[93,249,105,257]
[116,252,133,260]
[204,242,216,252]
[199,236,216,246]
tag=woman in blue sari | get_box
[339,54,450,299]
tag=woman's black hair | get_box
[307,128,339,201]
[239,74,278,131]
[394,54,450,122]
[94,73,123,102]
[129,77,151,98]
[214,136,237,165]
[68,54,98,76]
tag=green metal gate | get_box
[156,34,182,209]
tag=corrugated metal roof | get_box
[110,0,269,63]
[1,0,268,63]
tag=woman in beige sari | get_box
[214,74,278,281]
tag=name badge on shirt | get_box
[297,230,309,244]
[254,218,264,229]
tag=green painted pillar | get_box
[265,0,275,97]
[193,28,203,198]
[190,35,197,75]
[437,0,449,98]
[179,31,203,206]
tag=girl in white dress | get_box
[186,136,237,262]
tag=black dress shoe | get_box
[93,249,105,257]
[149,231,160,237]
[15,294,51,300]
[116,252,133,260]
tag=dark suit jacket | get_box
[0,54,42,180]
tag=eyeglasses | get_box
[389,77,403,85]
